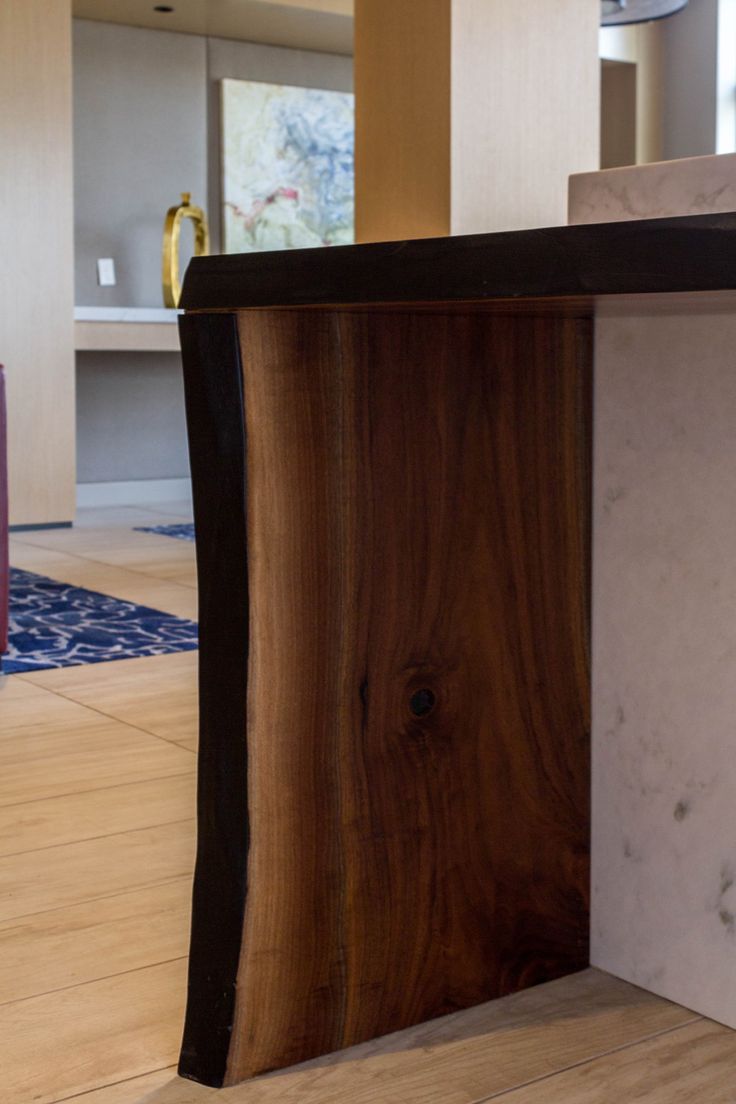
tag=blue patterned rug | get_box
[3,567,198,674]
[134,522,195,542]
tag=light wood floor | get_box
[2,503,735,1103]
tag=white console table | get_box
[74,307,181,352]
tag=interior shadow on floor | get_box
[137,969,697,1102]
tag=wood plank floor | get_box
[1,503,733,1102]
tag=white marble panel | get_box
[569,152,736,224]
[592,310,736,1028]
[74,307,180,324]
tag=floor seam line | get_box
[473,1015,705,1103]
[7,680,199,754]
[45,1064,178,1104]
[0,874,193,925]
[9,540,196,586]
[0,769,195,811]
[0,874,191,925]
[0,816,194,860]
[0,956,188,1008]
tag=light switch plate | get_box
[97,258,116,287]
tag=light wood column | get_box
[354,0,451,243]
[355,0,600,242]
[0,0,75,526]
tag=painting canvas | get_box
[221,77,354,253]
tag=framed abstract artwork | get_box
[221,77,354,253]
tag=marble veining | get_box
[592,311,736,1029]
[569,152,736,225]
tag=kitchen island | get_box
[177,214,736,1087]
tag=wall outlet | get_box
[97,258,116,287]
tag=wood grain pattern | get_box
[64,970,699,1104]
[9,538,198,620]
[0,820,193,923]
[180,306,591,1084]
[0,674,117,732]
[354,0,597,242]
[13,525,197,588]
[2,958,187,1104]
[496,1018,736,1104]
[0,714,192,806]
[3,506,722,1103]
[354,0,451,242]
[0,0,75,526]
[450,0,599,235]
[22,651,200,750]
[0,878,191,1004]
[43,1066,181,1104]
[181,213,736,314]
[178,313,250,1086]
[0,772,194,858]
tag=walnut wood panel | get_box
[180,212,736,314]
[178,306,591,1085]
[178,314,249,1087]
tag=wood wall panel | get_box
[354,0,451,242]
[0,0,75,525]
[355,0,599,242]
[450,0,600,235]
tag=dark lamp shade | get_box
[601,0,688,25]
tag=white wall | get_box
[599,0,736,167]
[206,36,352,252]
[72,19,352,487]
[73,21,208,308]
[76,352,188,483]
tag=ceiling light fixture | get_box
[601,0,688,25]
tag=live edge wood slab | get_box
[177,213,736,1088]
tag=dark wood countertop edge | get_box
[181,212,736,312]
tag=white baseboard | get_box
[76,477,192,508]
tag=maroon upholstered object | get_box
[0,366,8,657]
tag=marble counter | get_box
[74,306,180,323]
[569,151,736,224]
[74,307,181,352]
[593,310,736,1030]
[577,153,736,1031]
